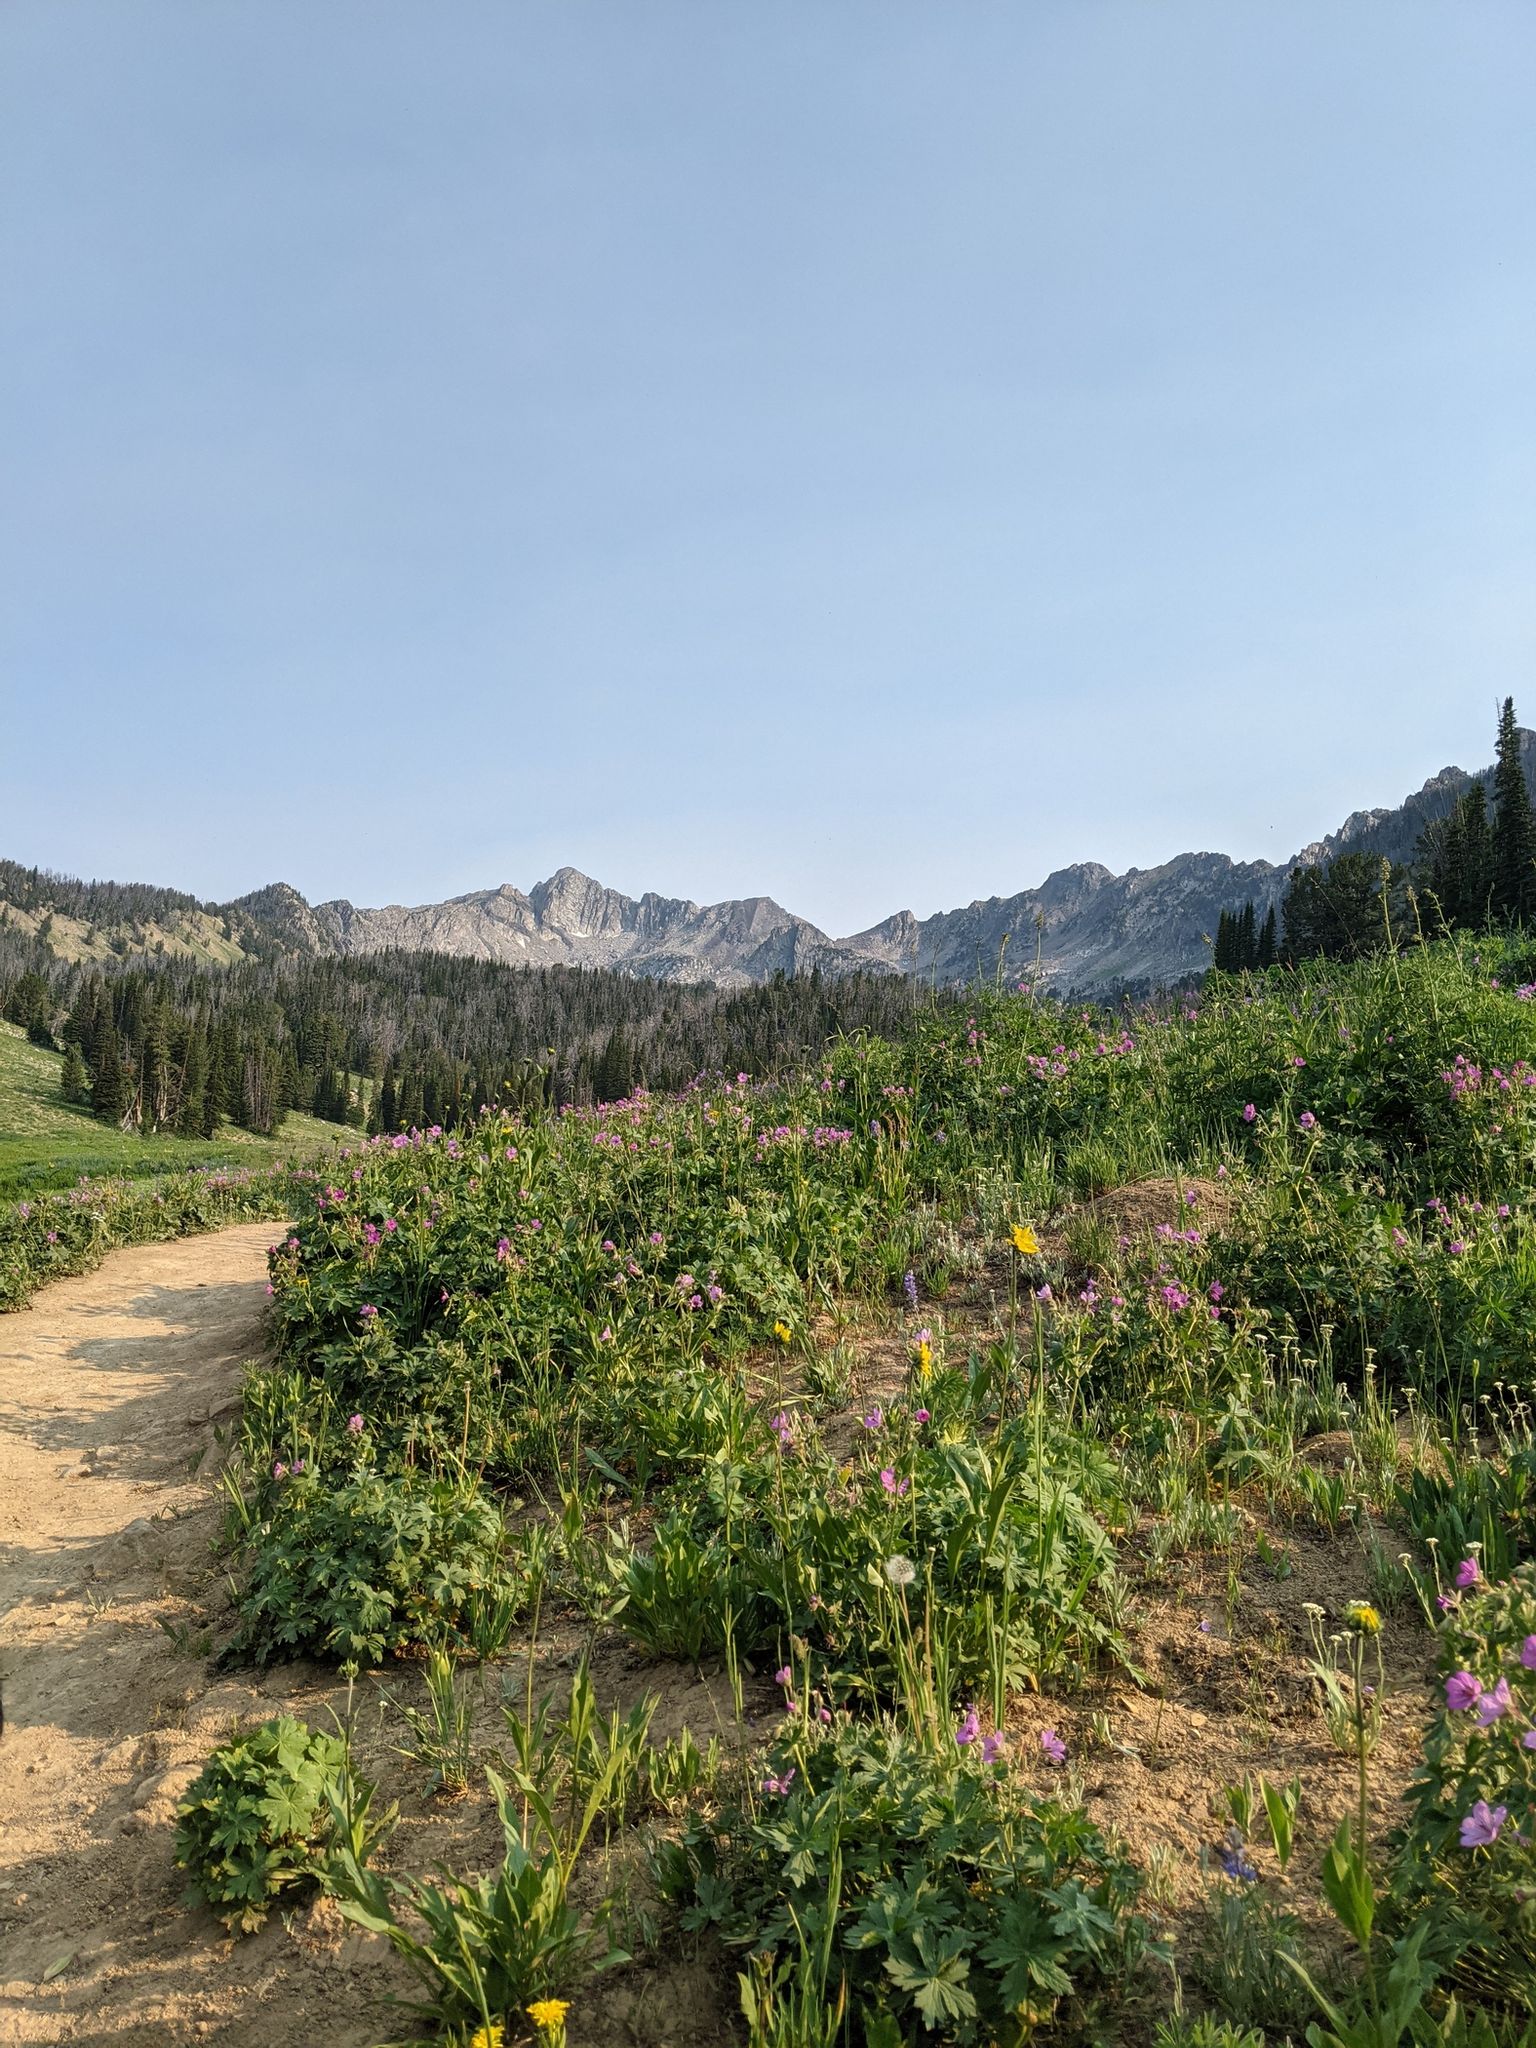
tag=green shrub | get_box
[1397,1447,1536,1582]
[233,1466,518,1666]
[326,1770,600,2033]
[174,1715,383,1932]
[601,1396,1128,1697]
[1154,2021,1267,2048]
[659,1716,1150,2045]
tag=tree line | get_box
[1211,697,1536,970]
[0,939,942,1140]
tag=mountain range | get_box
[3,740,1526,994]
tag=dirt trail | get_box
[0,1226,400,2046]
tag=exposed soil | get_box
[0,1221,1439,2046]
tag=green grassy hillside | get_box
[0,1020,350,1199]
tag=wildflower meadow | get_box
[19,932,1536,2043]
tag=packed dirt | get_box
[0,1222,1439,2045]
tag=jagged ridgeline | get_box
[0,927,940,1138]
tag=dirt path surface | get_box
[0,1226,403,2046]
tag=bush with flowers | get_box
[0,1159,313,1310]
[1392,1558,1536,2010]
[660,1710,1150,2046]
[595,1376,1128,1698]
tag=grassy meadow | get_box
[8,938,1536,2045]
[0,1018,352,1201]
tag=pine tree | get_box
[1212,911,1235,973]
[91,1024,128,1126]
[1492,696,1535,920]
[1459,783,1493,927]
[595,1024,633,1102]
[378,1068,397,1132]
[60,1040,89,1104]
[176,1027,209,1137]
[1237,901,1257,970]
[1256,905,1276,969]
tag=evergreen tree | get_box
[176,1027,209,1137]
[1256,905,1277,969]
[1459,782,1494,927]
[1212,911,1235,973]
[91,1024,128,1126]
[1491,696,1535,920]
[1237,901,1257,970]
[595,1024,633,1102]
[60,1040,89,1104]
[1283,854,1407,963]
[138,1017,164,1131]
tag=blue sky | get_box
[2,3,1532,935]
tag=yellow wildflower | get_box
[916,1340,933,1378]
[1011,1224,1039,1257]
[838,1462,855,1485]
[468,2028,504,2048]
[527,2001,570,2041]
[773,1320,793,1345]
[1343,1601,1381,1636]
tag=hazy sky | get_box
[3,4,1533,935]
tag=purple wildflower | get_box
[346,1413,364,1433]
[1445,1670,1483,1712]
[1040,1727,1067,1765]
[1460,1801,1508,1848]
[1475,1678,1513,1727]
[1455,1556,1481,1590]
[955,1706,981,1747]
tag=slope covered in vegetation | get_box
[60,931,1528,2046]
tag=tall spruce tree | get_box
[1491,696,1535,920]
[177,1027,209,1137]
[1256,905,1276,968]
[91,1024,128,1126]
[60,1040,89,1104]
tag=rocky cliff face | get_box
[28,742,1518,995]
